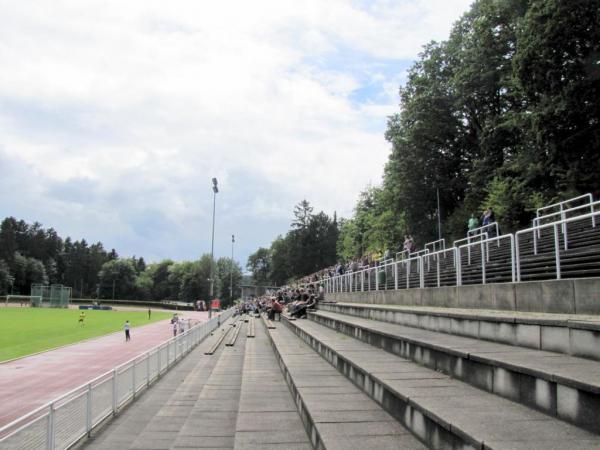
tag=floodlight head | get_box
[212,178,218,186]
[213,185,218,193]
[232,234,235,243]
[212,177,218,193]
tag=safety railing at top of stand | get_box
[516,210,600,282]
[534,200,598,227]
[326,210,600,293]
[0,309,234,450]
[536,193,593,220]
[467,222,499,240]
[532,199,599,243]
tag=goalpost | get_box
[5,295,43,307]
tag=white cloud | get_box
[0,0,472,263]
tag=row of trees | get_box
[339,0,600,258]
[248,0,600,283]
[0,217,242,306]
[98,255,242,305]
[246,200,339,286]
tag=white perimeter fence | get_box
[0,309,234,450]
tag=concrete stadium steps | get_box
[83,320,238,450]
[263,315,427,450]
[307,309,600,433]
[83,316,313,450]
[233,318,312,450]
[317,303,600,360]
[281,316,600,449]
[168,321,247,450]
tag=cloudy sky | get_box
[0,0,472,268]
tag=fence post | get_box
[554,224,561,279]
[436,256,440,288]
[515,233,521,282]
[86,383,92,436]
[510,234,516,282]
[394,262,399,290]
[132,361,136,398]
[456,247,462,286]
[146,354,150,387]
[375,268,379,291]
[112,369,118,414]
[481,240,486,284]
[47,403,55,450]
[419,257,424,288]
[157,346,162,377]
[467,234,472,265]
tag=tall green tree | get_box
[216,257,243,306]
[98,259,137,299]
[247,247,271,284]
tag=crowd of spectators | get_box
[297,210,500,285]
[234,284,323,321]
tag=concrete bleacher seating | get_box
[275,302,600,448]
[77,284,600,449]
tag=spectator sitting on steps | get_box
[291,294,316,319]
[268,297,283,321]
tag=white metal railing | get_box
[425,238,445,253]
[0,309,234,450]
[325,211,600,294]
[534,200,598,227]
[468,222,499,239]
[516,210,600,281]
[458,234,515,285]
[327,202,600,293]
[395,250,409,261]
[536,193,593,220]
[423,247,458,288]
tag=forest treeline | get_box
[0,217,242,305]
[248,0,600,284]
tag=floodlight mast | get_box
[209,178,218,319]
[230,234,235,303]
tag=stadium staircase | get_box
[76,294,600,450]
[269,300,600,449]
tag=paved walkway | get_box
[0,311,210,427]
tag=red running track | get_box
[0,311,210,427]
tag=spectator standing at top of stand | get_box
[403,235,411,253]
[468,214,479,231]
[404,235,416,254]
[481,208,492,226]
[481,207,497,236]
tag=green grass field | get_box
[0,307,171,362]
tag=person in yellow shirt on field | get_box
[78,311,86,326]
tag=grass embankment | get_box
[0,307,171,362]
